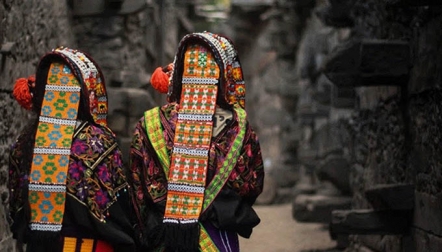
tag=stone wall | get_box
[223,1,317,199]
[407,9,442,251]
[341,2,442,251]
[227,0,442,250]
[0,1,75,250]
[303,1,442,251]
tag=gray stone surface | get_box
[1,1,76,250]
[292,194,352,223]
[413,227,442,252]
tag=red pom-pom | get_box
[150,67,170,94]
[13,76,34,110]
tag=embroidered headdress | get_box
[25,47,108,234]
[163,32,246,251]
[168,32,246,109]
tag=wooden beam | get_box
[330,209,412,239]
[297,102,330,119]
[322,39,410,87]
[364,184,414,210]
[297,147,318,163]
[359,40,410,86]
[322,40,360,88]
[386,0,442,6]
[231,0,273,6]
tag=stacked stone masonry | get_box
[0,1,200,250]
[223,0,442,251]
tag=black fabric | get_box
[135,155,165,251]
[25,235,63,252]
[163,222,200,252]
[10,208,27,243]
[63,192,136,252]
[137,207,165,251]
[202,188,260,238]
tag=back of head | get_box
[168,32,246,109]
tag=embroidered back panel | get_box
[163,44,219,224]
[28,63,80,231]
[28,47,103,232]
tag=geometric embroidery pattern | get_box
[180,84,217,115]
[199,224,220,252]
[164,44,219,225]
[28,62,80,232]
[54,47,108,126]
[174,120,213,149]
[196,32,246,109]
[144,107,170,173]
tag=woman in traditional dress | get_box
[8,47,136,252]
[129,32,265,252]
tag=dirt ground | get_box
[240,203,338,252]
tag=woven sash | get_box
[199,224,219,252]
[144,107,170,172]
[28,63,80,232]
[163,44,220,226]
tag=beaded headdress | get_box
[168,32,246,109]
[27,47,107,233]
[163,32,246,251]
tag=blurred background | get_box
[1,0,442,251]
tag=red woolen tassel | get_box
[13,75,35,110]
[150,67,169,94]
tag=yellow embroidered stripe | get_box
[200,224,220,252]
[144,107,170,174]
[203,105,247,211]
